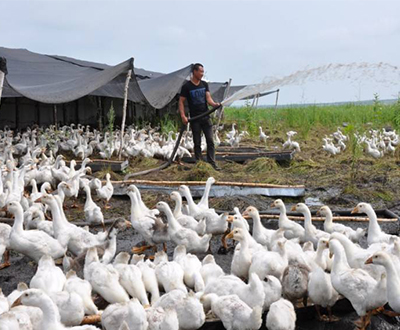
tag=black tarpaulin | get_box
[0,47,192,109]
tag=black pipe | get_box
[124,104,222,180]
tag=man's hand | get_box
[181,116,188,125]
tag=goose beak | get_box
[365,257,373,265]
[11,297,22,308]
[226,216,234,223]
[35,197,42,203]
[316,210,321,216]
[351,207,359,214]
[226,231,234,240]
[290,206,297,212]
[242,210,249,217]
[329,252,333,259]
[269,202,275,208]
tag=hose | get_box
[124,104,222,180]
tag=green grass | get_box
[224,100,400,138]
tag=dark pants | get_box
[191,117,216,165]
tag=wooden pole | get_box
[0,70,4,106]
[217,78,232,127]
[274,89,280,110]
[119,69,132,160]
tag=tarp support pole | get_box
[275,89,280,110]
[217,78,232,128]
[119,69,132,160]
[0,70,4,106]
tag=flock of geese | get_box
[322,127,399,158]
[0,125,399,330]
[0,156,399,330]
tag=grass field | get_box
[223,97,400,138]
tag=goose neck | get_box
[12,206,24,232]
[172,196,183,218]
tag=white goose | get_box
[318,205,365,242]
[201,293,262,330]
[101,298,148,330]
[226,228,252,279]
[329,239,387,330]
[82,182,105,229]
[94,173,114,209]
[366,251,400,314]
[266,298,296,330]
[173,245,205,292]
[63,270,98,316]
[170,191,206,235]
[352,202,395,245]
[30,255,66,294]
[7,201,67,261]
[12,288,98,330]
[153,289,205,330]
[113,252,150,307]
[84,247,130,304]
[291,203,329,248]
[243,206,275,248]
[270,199,305,242]
[156,202,211,254]
[130,255,160,304]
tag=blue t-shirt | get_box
[180,80,209,117]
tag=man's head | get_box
[192,63,204,80]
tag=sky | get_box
[1,0,399,105]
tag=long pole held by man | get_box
[179,63,221,171]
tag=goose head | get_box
[317,238,330,251]
[207,177,216,185]
[170,191,181,202]
[290,203,309,214]
[242,206,258,218]
[351,202,371,215]
[365,251,391,266]
[12,288,47,309]
[270,199,285,209]
[6,201,22,215]
[316,205,331,217]
[328,238,343,258]
[57,182,71,193]
[156,201,170,213]
[226,227,245,241]
[178,185,191,198]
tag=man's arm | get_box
[179,96,188,125]
[206,91,221,108]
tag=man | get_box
[179,63,221,171]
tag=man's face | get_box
[193,66,204,80]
